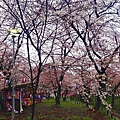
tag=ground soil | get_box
[0,100,108,120]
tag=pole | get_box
[11,36,15,120]
[9,28,18,120]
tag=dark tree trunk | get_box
[111,82,120,108]
[55,73,64,105]
[63,88,68,101]
[63,96,66,101]
[94,95,101,110]
[111,93,115,108]
[31,90,36,120]
[94,79,106,110]
[56,85,61,105]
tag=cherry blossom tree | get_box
[1,0,50,119]
[1,1,120,119]
[49,0,120,111]
[67,0,120,111]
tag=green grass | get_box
[60,100,85,108]
[23,116,31,120]
[0,97,118,120]
[38,115,92,120]
[0,115,6,119]
[88,96,120,114]
[69,116,92,120]
[41,97,87,110]
[39,115,47,119]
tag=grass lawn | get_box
[0,98,116,120]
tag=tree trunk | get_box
[94,95,101,110]
[31,90,36,120]
[55,85,61,105]
[94,75,106,111]
[111,82,120,108]
[111,93,115,108]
